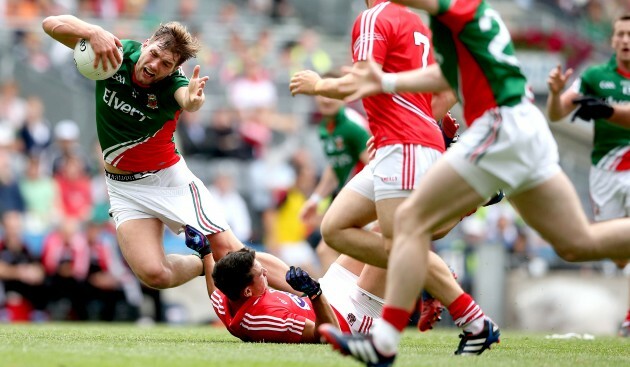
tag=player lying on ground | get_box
[200,246,385,343]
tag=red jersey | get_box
[351,0,444,152]
[211,288,350,343]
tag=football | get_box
[73,39,123,80]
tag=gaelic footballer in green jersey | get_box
[318,106,370,190]
[42,16,296,297]
[546,14,630,337]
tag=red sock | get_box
[448,293,484,328]
[382,306,411,332]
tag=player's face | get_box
[135,41,179,85]
[315,95,345,117]
[249,260,268,296]
[612,20,630,63]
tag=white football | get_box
[73,39,123,80]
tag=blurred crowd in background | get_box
[0,0,628,324]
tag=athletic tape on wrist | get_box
[381,73,398,94]
[309,193,322,204]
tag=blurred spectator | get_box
[50,119,90,176]
[270,0,294,22]
[207,108,254,160]
[90,159,111,224]
[580,0,613,43]
[55,154,93,222]
[85,221,141,321]
[0,211,47,322]
[0,148,25,217]
[207,169,252,243]
[14,31,51,74]
[177,110,211,157]
[16,96,52,157]
[0,80,27,132]
[263,151,320,276]
[19,154,60,235]
[228,50,278,115]
[289,28,332,77]
[485,203,529,267]
[41,219,90,320]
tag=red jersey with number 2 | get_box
[351,0,445,152]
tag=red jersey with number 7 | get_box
[351,0,444,152]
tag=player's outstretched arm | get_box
[546,64,577,122]
[340,58,450,102]
[291,59,399,101]
[175,65,209,112]
[42,15,122,71]
[300,165,338,223]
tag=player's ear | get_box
[243,287,252,298]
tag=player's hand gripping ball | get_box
[74,39,122,80]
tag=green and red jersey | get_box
[95,40,189,171]
[574,55,630,171]
[431,0,528,124]
[318,107,370,190]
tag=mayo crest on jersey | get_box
[95,40,189,171]
[351,0,444,152]
[573,55,630,171]
[432,0,528,125]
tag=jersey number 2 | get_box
[413,31,430,69]
[479,8,519,67]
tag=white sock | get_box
[371,319,401,355]
[463,317,485,334]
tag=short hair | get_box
[149,22,201,67]
[212,247,256,301]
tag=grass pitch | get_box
[0,323,628,367]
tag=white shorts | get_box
[345,144,442,202]
[106,158,230,235]
[590,166,630,220]
[444,101,561,198]
[320,263,384,335]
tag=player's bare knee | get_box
[137,266,171,289]
[320,220,341,249]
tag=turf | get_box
[0,324,628,367]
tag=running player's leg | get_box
[373,159,485,354]
[320,188,385,267]
[117,218,203,289]
[510,172,630,261]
